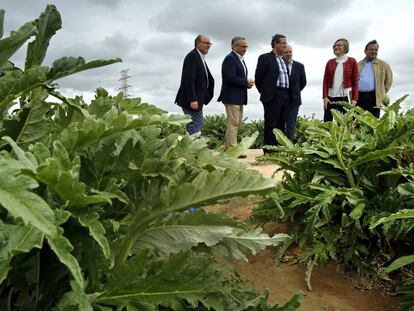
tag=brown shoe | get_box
[238,154,247,159]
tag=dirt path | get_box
[207,149,401,310]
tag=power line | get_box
[119,69,131,97]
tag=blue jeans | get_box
[182,107,203,135]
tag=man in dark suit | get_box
[255,34,290,153]
[284,45,306,141]
[218,36,254,154]
[175,34,214,135]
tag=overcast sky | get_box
[2,0,414,120]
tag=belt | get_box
[275,86,289,90]
[359,91,375,94]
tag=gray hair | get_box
[231,36,246,48]
[194,34,206,47]
[334,38,349,53]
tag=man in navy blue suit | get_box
[175,34,214,135]
[284,45,306,141]
[218,36,254,155]
[255,34,290,153]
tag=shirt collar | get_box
[233,51,244,61]
[196,48,206,60]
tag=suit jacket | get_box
[289,61,306,107]
[217,51,249,105]
[255,51,289,104]
[175,48,214,111]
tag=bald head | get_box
[284,45,293,63]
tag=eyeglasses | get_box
[333,44,344,48]
[237,45,248,48]
[200,41,212,46]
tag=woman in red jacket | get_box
[322,38,359,122]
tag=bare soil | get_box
[205,149,402,311]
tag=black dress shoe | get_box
[238,154,247,159]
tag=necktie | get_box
[203,61,209,88]
[242,59,248,78]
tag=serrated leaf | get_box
[0,21,37,68]
[25,4,62,69]
[0,223,44,283]
[224,131,258,158]
[47,231,85,289]
[369,209,414,229]
[15,87,54,146]
[47,56,122,81]
[274,128,296,149]
[0,9,4,39]
[353,147,397,166]
[134,225,290,261]
[76,212,111,260]
[169,169,276,212]
[0,153,56,236]
[54,280,93,311]
[0,66,48,109]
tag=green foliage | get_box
[201,114,264,149]
[253,99,414,293]
[0,5,302,311]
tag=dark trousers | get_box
[323,96,348,122]
[285,105,300,141]
[358,91,379,118]
[263,88,290,153]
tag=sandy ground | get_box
[205,149,401,310]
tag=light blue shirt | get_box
[358,59,375,92]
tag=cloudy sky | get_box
[2,0,414,120]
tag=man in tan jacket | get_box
[357,40,393,118]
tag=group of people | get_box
[322,38,393,121]
[175,34,393,155]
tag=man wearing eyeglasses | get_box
[357,40,393,118]
[255,34,290,154]
[175,34,215,135]
[218,37,254,156]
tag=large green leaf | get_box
[0,149,56,236]
[273,292,304,311]
[47,56,122,82]
[134,225,290,261]
[34,140,110,208]
[25,4,62,69]
[97,251,288,310]
[0,21,37,68]
[55,280,93,311]
[0,66,48,109]
[0,222,44,283]
[76,211,111,260]
[13,87,54,147]
[0,9,4,39]
[169,169,276,212]
[384,255,414,273]
[369,209,414,229]
[46,230,85,289]
[224,131,258,158]
[353,146,397,167]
